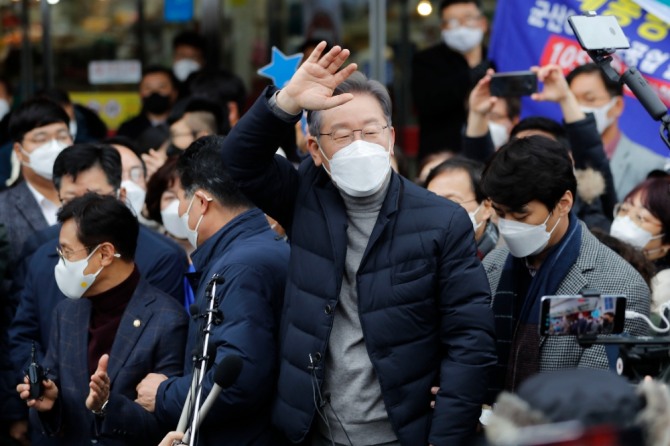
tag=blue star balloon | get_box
[257,47,303,88]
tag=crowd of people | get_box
[0,0,670,445]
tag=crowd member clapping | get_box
[16,193,187,445]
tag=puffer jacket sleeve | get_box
[429,207,497,445]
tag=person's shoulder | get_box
[413,42,448,61]
[400,176,460,214]
[618,133,669,165]
[227,228,290,266]
[136,279,188,317]
[482,247,510,269]
[580,227,647,284]
[138,225,186,256]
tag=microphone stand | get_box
[178,273,224,445]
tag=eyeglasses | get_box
[127,166,145,183]
[614,202,663,227]
[319,124,389,148]
[442,15,482,29]
[24,131,72,146]
[56,245,93,262]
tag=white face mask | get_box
[20,139,68,180]
[610,215,663,250]
[442,26,484,53]
[488,121,509,150]
[54,245,117,299]
[69,119,78,141]
[121,180,146,217]
[161,199,189,240]
[498,213,561,258]
[580,98,617,135]
[180,193,212,249]
[320,139,391,198]
[173,59,202,82]
[468,203,484,233]
[0,99,9,122]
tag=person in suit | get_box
[479,135,649,403]
[566,63,669,200]
[8,143,188,446]
[0,97,73,443]
[16,193,188,445]
[135,137,290,445]
[411,0,493,159]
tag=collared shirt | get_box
[25,181,59,226]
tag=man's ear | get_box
[195,191,213,214]
[306,137,324,167]
[118,187,127,204]
[98,242,118,267]
[558,190,574,216]
[227,101,240,127]
[13,142,27,163]
[481,198,495,221]
[611,95,625,119]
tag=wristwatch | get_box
[91,399,109,417]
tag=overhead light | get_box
[47,0,59,4]
[417,0,433,17]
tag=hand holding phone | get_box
[489,71,538,97]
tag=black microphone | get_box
[182,355,243,444]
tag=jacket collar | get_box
[190,208,268,273]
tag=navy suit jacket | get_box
[8,224,188,422]
[31,278,188,445]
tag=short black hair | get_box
[53,143,122,192]
[168,96,228,135]
[425,156,486,203]
[440,0,480,13]
[57,192,138,260]
[8,97,70,142]
[0,77,14,98]
[566,63,623,97]
[142,65,179,91]
[188,70,247,119]
[172,30,206,54]
[481,135,576,211]
[35,87,72,106]
[177,135,252,210]
[510,116,570,151]
[102,135,147,177]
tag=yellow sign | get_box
[70,91,142,132]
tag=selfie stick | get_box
[178,274,225,445]
[573,11,670,151]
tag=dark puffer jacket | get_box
[222,86,497,446]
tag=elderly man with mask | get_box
[221,42,496,446]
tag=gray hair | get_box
[307,71,392,138]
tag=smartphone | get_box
[568,14,630,51]
[539,295,626,336]
[489,71,538,97]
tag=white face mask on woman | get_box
[610,215,664,250]
[161,199,189,240]
[320,139,391,198]
[498,213,561,258]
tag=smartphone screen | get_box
[539,295,626,336]
[489,71,537,97]
[568,15,630,51]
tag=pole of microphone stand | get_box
[186,275,221,446]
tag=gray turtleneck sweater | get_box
[318,172,398,446]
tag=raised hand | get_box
[531,64,585,123]
[16,376,58,412]
[86,354,111,412]
[466,68,496,137]
[277,41,359,115]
